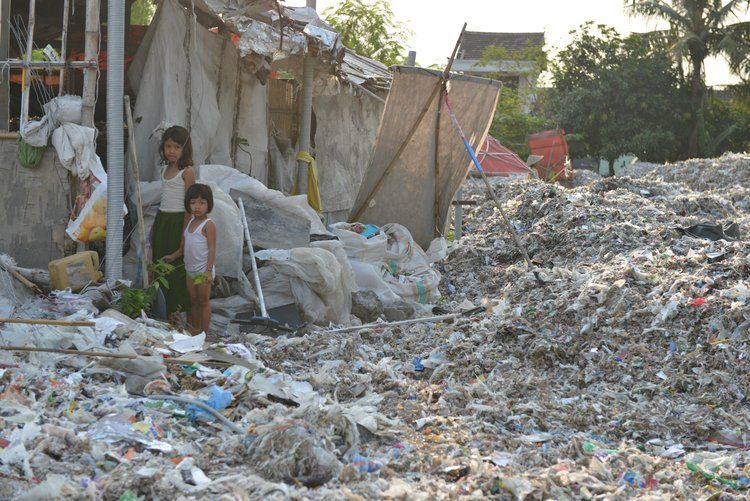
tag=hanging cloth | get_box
[293,151,322,212]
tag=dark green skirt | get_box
[152,210,190,314]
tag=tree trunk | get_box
[687,55,704,158]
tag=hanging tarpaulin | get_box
[350,66,501,249]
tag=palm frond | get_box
[626,0,692,27]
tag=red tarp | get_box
[528,129,573,181]
[475,136,532,177]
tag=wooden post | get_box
[20,0,36,130]
[433,89,441,236]
[0,0,9,130]
[81,0,100,126]
[59,0,70,96]
[454,187,463,240]
[124,95,149,287]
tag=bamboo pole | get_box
[0,317,95,327]
[0,0,9,131]
[124,95,149,287]
[0,346,136,359]
[20,0,36,130]
[4,60,97,69]
[81,0,100,126]
[59,0,70,96]
[0,262,42,294]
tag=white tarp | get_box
[128,0,268,183]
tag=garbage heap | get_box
[1,153,750,499]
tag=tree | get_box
[626,0,750,157]
[323,0,411,67]
[131,0,157,26]
[478,44,552,158]
[549,23,689,175]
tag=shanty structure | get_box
[0,0,391,269]
[129,0,391,223]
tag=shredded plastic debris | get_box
[1,154,749,498]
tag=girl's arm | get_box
[163,234,185,263]
[182,167,196,227]
[204,220,217,280]
[183,166,196,190]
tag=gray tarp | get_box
[350,67,501,249]
[128,0,268,183]
[313,79,384,215]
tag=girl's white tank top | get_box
[184,217,213,276]
[160,167,185,213]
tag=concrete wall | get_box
[0,138,71,268]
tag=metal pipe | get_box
[105,0,125,280]
[322,312,464,335]
[454,187,463,239]
[295,55,315,195]
[237,198,268,318]
[306,0,316,8]
[407,50,416,66]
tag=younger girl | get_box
[152,126,195,318]
[164,184,216,334]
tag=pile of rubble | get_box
[1,154,749,499]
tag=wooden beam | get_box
[20,0,36,129]
[81,0,100,126]
[59,0,70,96]
[124,95,149,287]
[0,0,9,131]
[0,317,95,327]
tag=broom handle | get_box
[237,198,268,318]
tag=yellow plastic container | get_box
[48,251,103,291]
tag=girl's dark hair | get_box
[160,125,193,169]
[185,183,214,213]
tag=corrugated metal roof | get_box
[191,0,392,93]
[458,31,544,60]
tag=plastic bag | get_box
[66,183,108,242]
[16,136,46,168]
[20,116,51,147]
[330,222,388,262]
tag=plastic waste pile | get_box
[1,153,750,499]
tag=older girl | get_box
[151,126,195,317]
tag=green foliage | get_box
[478,43,548,76]
[626,0,750,156]
[131,0,156,26]
[478,43,551,158]
[323,0,411,67]
[488,87,553,159]
[117,260,174,318]
[705,95,750,155]
[192,272,208,285]
[549,23,689,171]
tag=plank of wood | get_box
[0,317,95,327]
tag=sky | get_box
[286,0,750,86]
